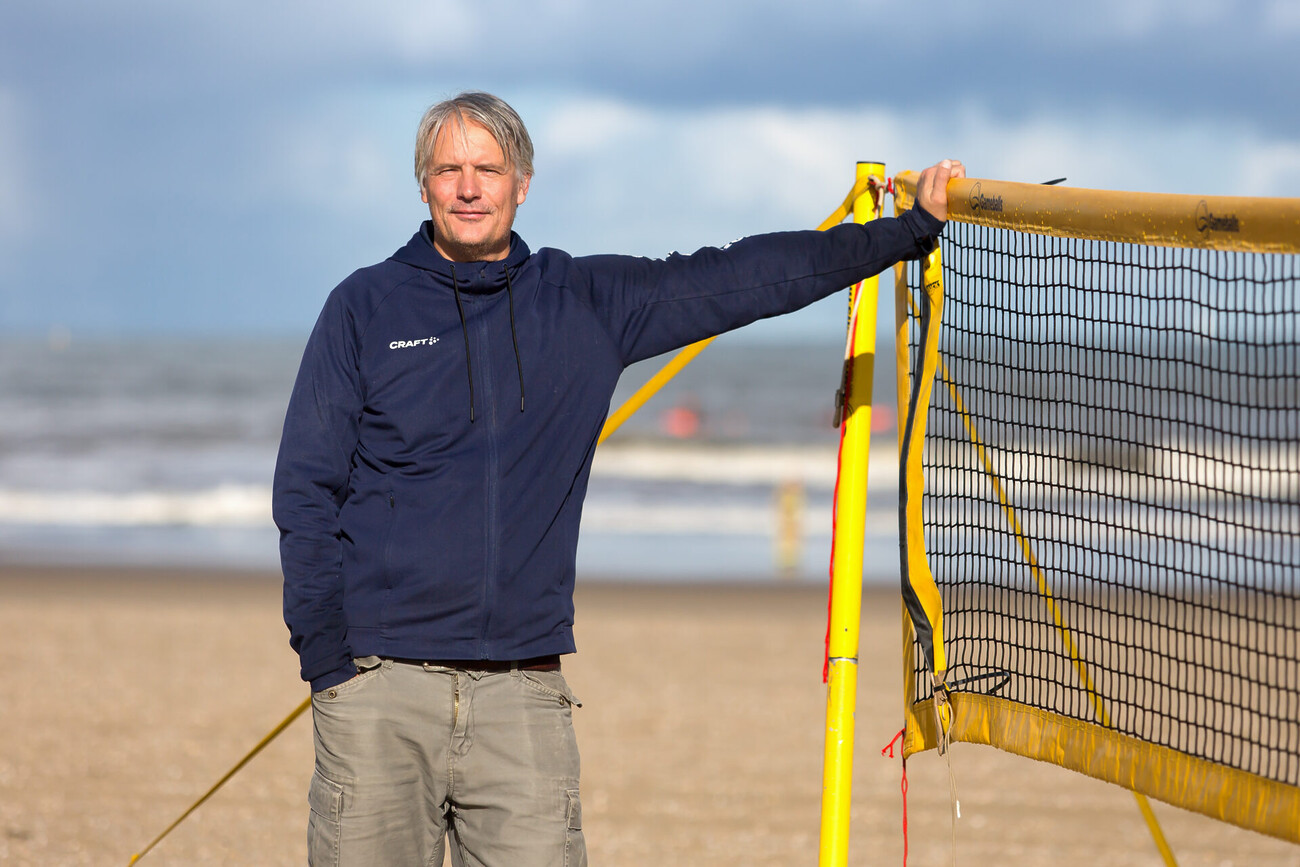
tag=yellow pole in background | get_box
[819,161,884,866]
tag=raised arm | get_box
[572,190,948,365]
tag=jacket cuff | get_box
[309,662,358,694]
[900,201,947,250]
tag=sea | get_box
[0,333,904,583]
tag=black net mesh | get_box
[907,220,1300,787]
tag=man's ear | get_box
[420,180,430,205]
[517,174,531,206]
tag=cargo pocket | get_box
[307,769,345,866]
[312,659,383,703]
[520,669,583,707]
[564,788,586,867]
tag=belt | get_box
[393,654,562,673]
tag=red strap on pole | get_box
[824,317,857,683]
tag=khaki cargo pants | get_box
[308,657,586,867]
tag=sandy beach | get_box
[1,565,1295,866]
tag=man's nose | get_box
[458,172,480,200]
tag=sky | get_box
[1,0,1297,341]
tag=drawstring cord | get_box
[450,265,476,423]
[449,262,527,421]
[504,267,525,412]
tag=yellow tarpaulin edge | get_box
[897,243,947,688]
[895,172,1300,254]
[905,691,1300,845]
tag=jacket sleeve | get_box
[576,204,944,365]
[272,288,364,693]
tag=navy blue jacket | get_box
[274,208,943,691]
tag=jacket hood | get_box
[390,221,532,295]
[388,220,533,422]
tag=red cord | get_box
[824,323,855,683]
[901,757,909,867]
[824,415,847,683]
[883,171,907,866]
[881,729,909,866]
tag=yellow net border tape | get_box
[895,172,1300,254]
[908,691,1300,844]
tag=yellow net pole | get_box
[819,161,884,867]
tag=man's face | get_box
[421,118,530,263]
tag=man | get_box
[273,91,964,866]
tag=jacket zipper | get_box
[473,302,500,658]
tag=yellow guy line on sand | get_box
[912,290,1178,866]
[128,697,311,864]
[127,176,872,864]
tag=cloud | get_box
[521,94,1300,256]
[0,1,1295,336]
[5,2,1294,133]
[262,100,408,216]
[936,105,1300,199]
[1238,139,1300,199]
[510,93,1300,341]
[1266,0,1300,32]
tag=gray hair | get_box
[414,92,534,186]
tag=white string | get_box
[941,692,960,867]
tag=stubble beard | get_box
[435,221,508,263]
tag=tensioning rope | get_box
[128,697,311,864]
